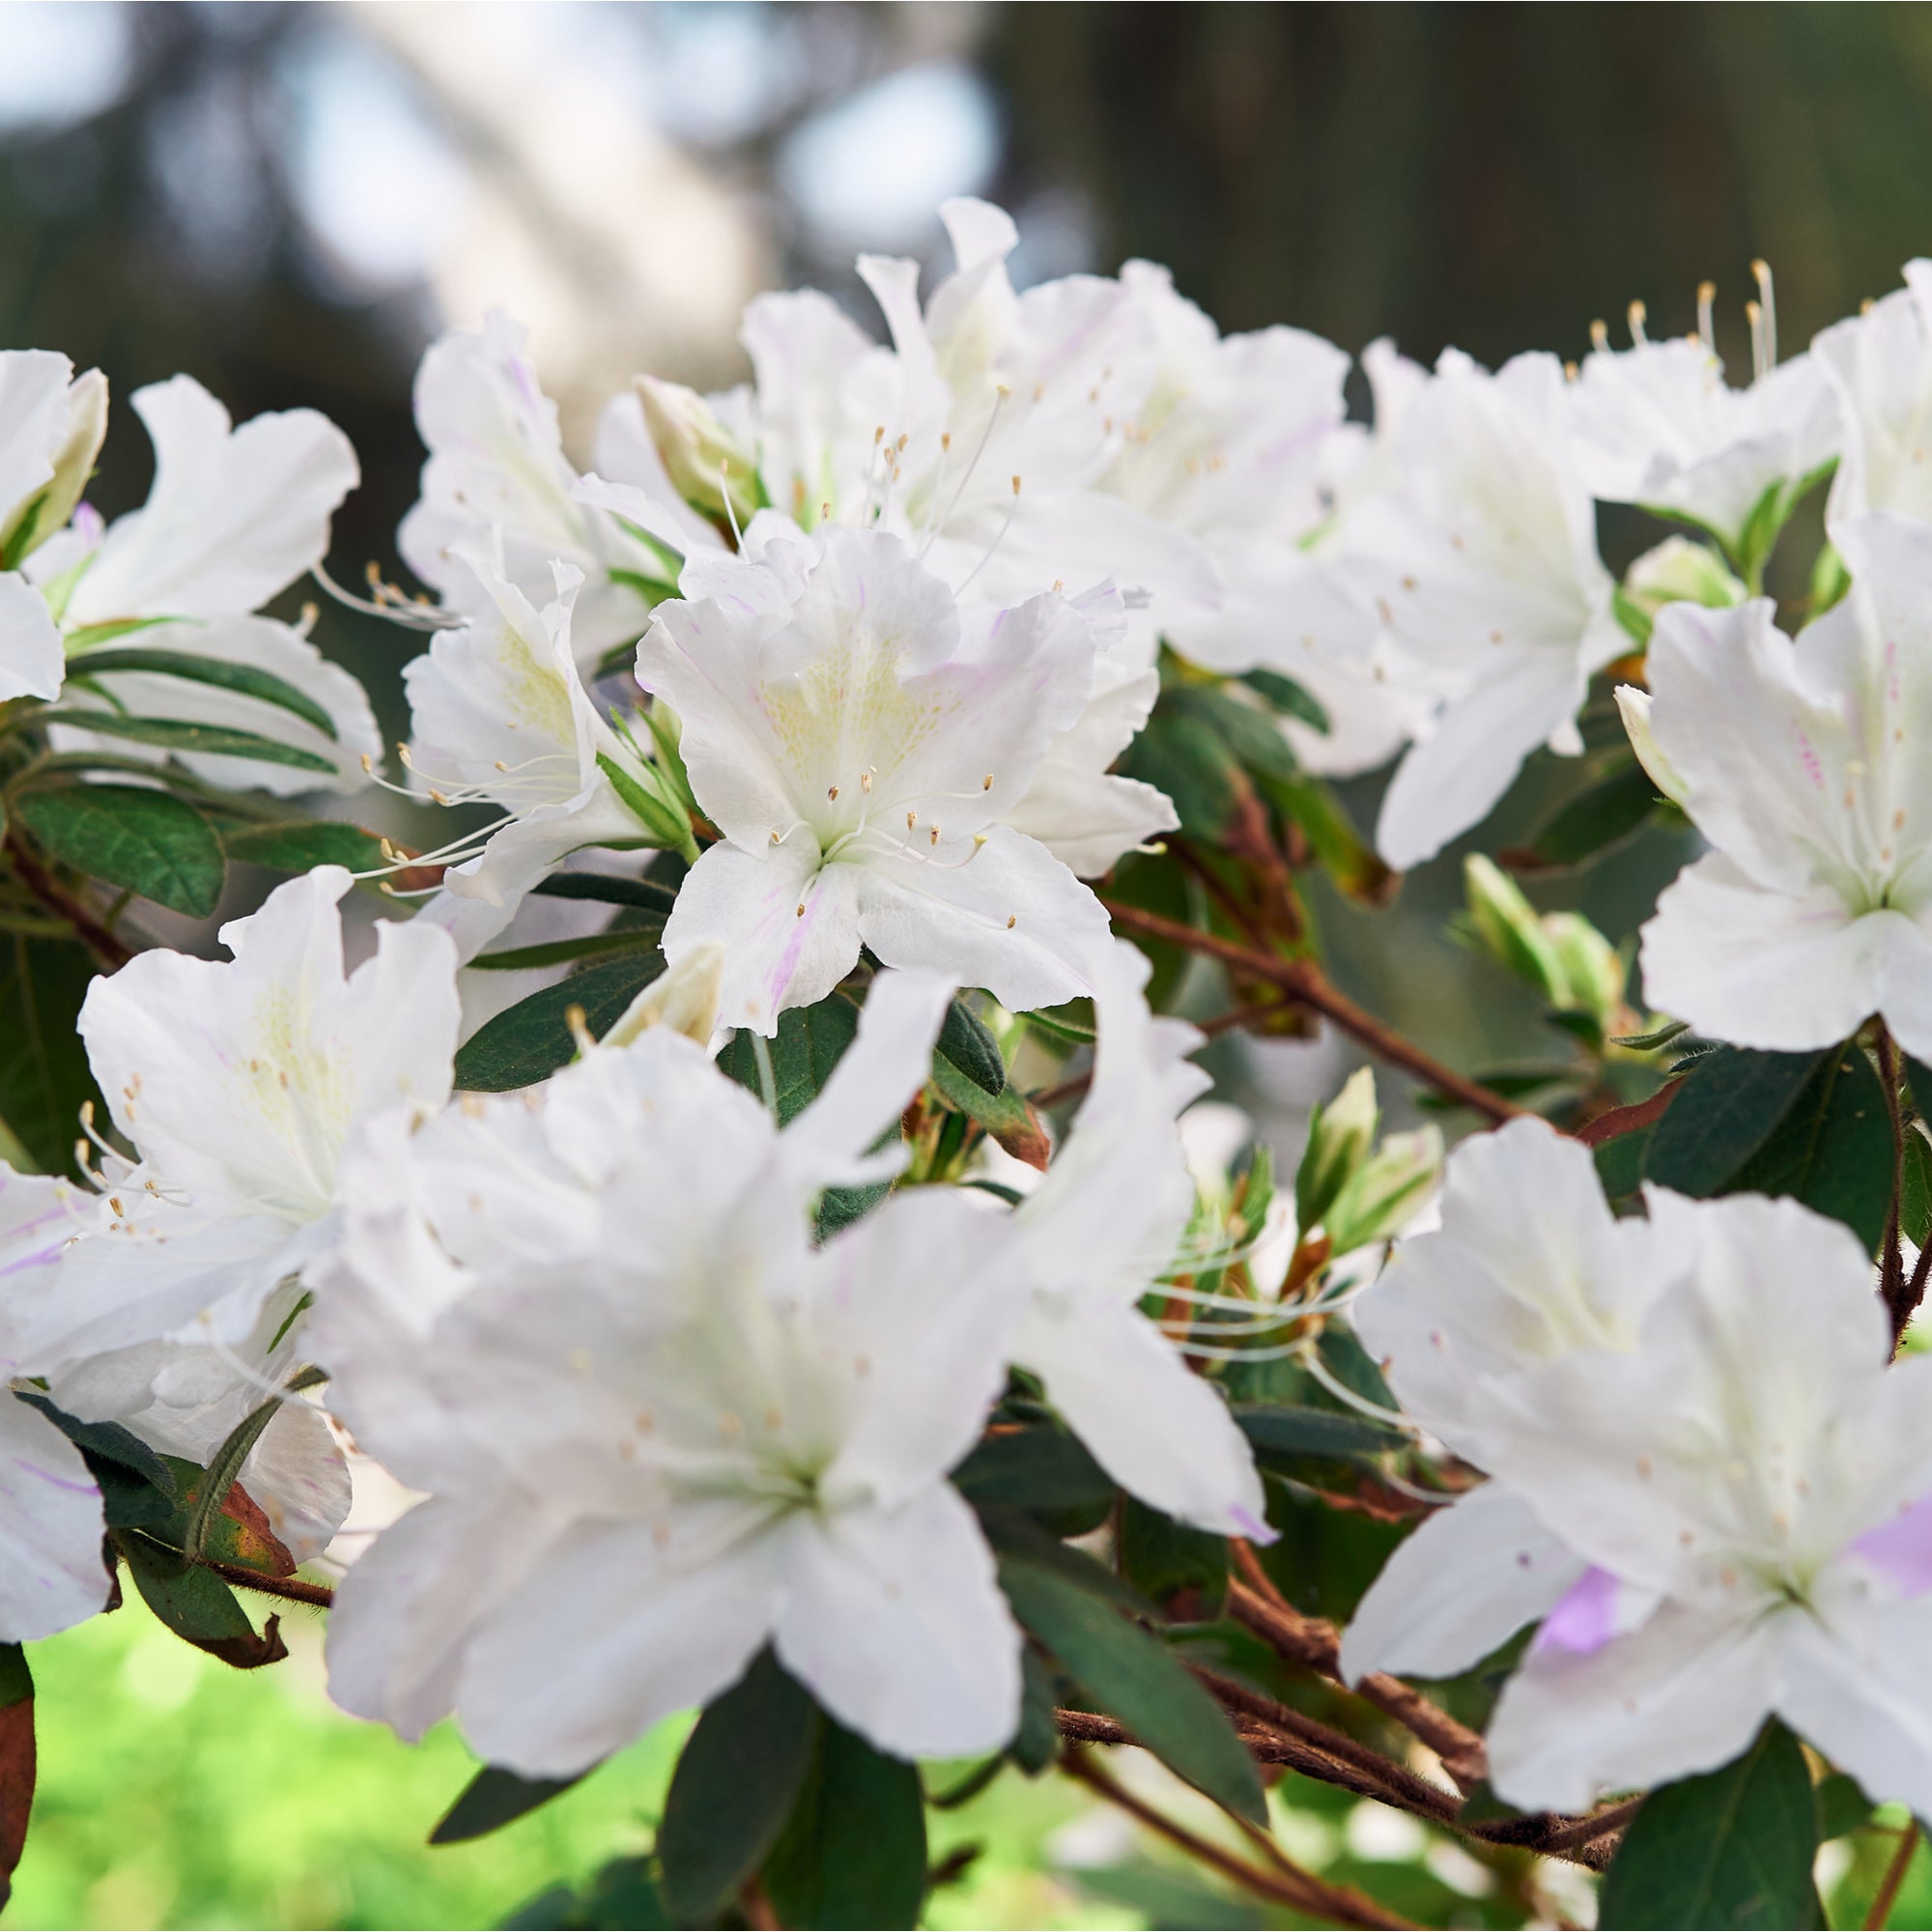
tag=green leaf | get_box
[1250,766,1392,903]
[16,1393,176,1494]
[1641,1044,1829,1199]
[717,993,862,1126]
[1166,685,1300,788]
[978,1508,1155,1613]
[763,1719,927,1931]
[1598,1721,1822,1930]
[1119,1498,1229,1615]
[934,998,1007,1095]
[657,1650,820,1924]
[453,952,668,1092]
[931,1053,1049,1167]
[1241,668,1331,735]
[116,1534,289,1668]
[1595,1127,1652,1202]
[221,820,385,872]
[998,1554,1266,1826]
[1614,1020,1692,1052]
[1119,704,1247,839]
[0,934,104,1179]
[1723,1046,1893,1251]
[1508,755,1662,870]
[953,1428,1117,1516]
[1234,1403,1403,1463]
[34,709,337,774]
[530,872,680,915]
[66,646,339,739]
[1011,1647,1061,1775]
[0,1650,27,1714]
[431,1765,589,1846]
[469,924,667,973]
[14,785,225,917]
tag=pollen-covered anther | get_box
[981,774,993,791]
[929,824,941,846]
[827,784,839,802]
[795,903,806,918]
[1006,914,1016,929]
[860,771,873,793]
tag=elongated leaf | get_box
[1169,683,1301,787]
[222,820,385,872]
[952,1428,1117,1515]
[116,1533,288,1668]
[14,785,225,917]
[978,1508,1155,1613]
[1506,756,1662,871]
[999,1554,1266,1826]
[1234,1403,1403,1462]
[469,923,667,973]
[1641,1044,1829,1199]
[67,646,338,738]
[531,871,680,915]
[0,933,103,1180]
[1251,767,1393,903]
[36,709,336,774]
[931,1053,1050,1168]
[1119,704,1248,838]
[658,1651,820,1923]
[763,1719,927,1931]
[431,1764,589,1846]
[453,951,667,1093]
[1119,1497,1230,1614]
[935,997,1007,1095]
[1241,668,1331,735]
[717,993,862,1125]
[16,1393,176,1493]
[1598,1721,1821,1929]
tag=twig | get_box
[4,829,132,971]
[1867,1820,1920,1930]
[200,1558,335,1609]
[1101,899,1525,1125]
[1059,1741,1415,1930]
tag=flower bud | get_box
[637,376,762,537]
[1294,1066,1378,1234]
[603,944,724,1050]
[0,368,107,564]
[1542,911,1627,1029]
[1623,535,1746,621]
[1461,854,1568,1007]
[1324,1125,1443,1257]
[1615,686,1688,809]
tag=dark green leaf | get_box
[0,1649,29,1713]
[222,820,385,872]
[36,709,337,774]
[67,646,338,738]
[1598,1720,1821,1930]
[717,993,862,1126]
[16,1393,176,1493]
[531,872,680,915]
[1234,1403,1403,1463]
[1614,1020,1692,1052]
[931,1055,1049,1167]
[658,1650,821,1924]
[1595,1126,1652,1202]
[763,1719,927,1931]
[453,951,668,1092]
[1119,1498,1229,1615]
[469,923,667,973]
[1249,767,1392,903]
[1119,705,1247,839]
[953,1429,1117,1515]
[1812,1772,1872,1843]
[999,1555,1266,1826]
[978,1508,1155,1613]
[1011,1647,1061,1775]
[1641,1044,1829,1199]
[1507,756,1662,871]
[935,998,1007,1095]
[116,1534,288,1668]
[1906,1130,1932,1249]
[0,934,104,1180]
[1241,668,1331,735]
[1166,685,1300,787]
[431,1765,589,1846]
[14,785,225,917]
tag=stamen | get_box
[1697,278,1717,352]
[720,461,745,548]
[311,556,465,631]
[1627,299,1649,347]
[1589,319,1609,353]
[1751,258,1777,373]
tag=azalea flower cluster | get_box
[8,199,1932,1930]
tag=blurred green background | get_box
[7,3,1932,1925]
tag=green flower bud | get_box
[1542,911,1627,1030]
[637,376,763,537]
[1324,1125,1443,1257]
[0,368,107,565]
[1294,1066,1378,1235]
[1461,854,1568,1007]
[1624,535,1747,619]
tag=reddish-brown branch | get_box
[1100,898,1525,1125]
[1059,1740,1416,1930]
[4,830,132,972]
[1867,1821,1920,1930]
[201,1558,335,1609]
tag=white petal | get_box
[0,349,72,532]
[0,570,63,703]
[0,1391,109,1640]
[1777,1598,1932,1818]
[67,376,356,623]
[1487,1601,1782,1814]
[1340,1484,1584,1683]
[775,1485,1022,1761]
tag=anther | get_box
[860,771,873,792]
[1751,258,1777,371]
[1697,279,1717,350]
[929,824,941,846]
[1628,299,1648,346]
[1006,915,1016,929]
[981,774,993,791]
[795,903,806,918]
[828,784,839,802]
[1589,319,1609,353]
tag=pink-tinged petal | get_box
[1533,1566,1623,1655]
[1850,1492,1932,1595]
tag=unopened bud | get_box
[1542,912,1627,1030]
[1623,536,1746,623]
[1461,854,1568,1007]
[602,944,724,1051]
[1295,1066,1378,1235]
[0,367,107,563]
[1324,1126,1443,1257]
[1615,686,1688,809]
[637,377,762,537]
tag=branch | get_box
[1059,1740,1416,1930]
[1100,899,1525,1125]
[4,830,132,972]
[1867,1820,1919,1929]
[199,1557,335,1610]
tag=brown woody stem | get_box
[4,830,132,972]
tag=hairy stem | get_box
[1100,899,1525,1125]
[3,830,132,972]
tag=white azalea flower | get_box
[400,311,678,669]
[401,539,684,960]
[1569,278,1838,563]
[0,349,105,703]
[1813,261,1932,525]
[1345,1122,1932,1819]
[1011,940,1271,1538]
[11,867,458,1551]
[1100,263,1419,775]
[1633,513,1932,1056]
[22,373,377,792]
[318,970,1027,1773]
[1349,350,1626,869]
[636,521,1117,1033]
